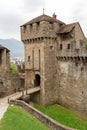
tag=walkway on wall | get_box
[0,96,9,120]
[0,87,40,120]
[8,87,40,102]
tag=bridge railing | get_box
[8,87,40,103]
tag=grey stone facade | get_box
[21,13,87,115]
[0,45,22,97]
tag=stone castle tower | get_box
[0,45,21,97]
[21,13,87,115]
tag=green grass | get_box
[34,104,87,130]
[0,105,50,130]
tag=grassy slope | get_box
[0,105,50,130]
[34,104,87,130]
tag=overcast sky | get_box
[0,0,87,40]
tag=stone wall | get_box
[21,21,60,41]
[24,40,44,87]
[24,40,45,104]
[24,41,45,71]
[10,100,75,130]
[42,38,58,105]
[0,73,22,97]
[11,74,22,91]
[0,48,10,72]
[56,59,87,115]
[21,14,87,116]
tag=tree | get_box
[10,64,18,74]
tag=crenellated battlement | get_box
[21,13,87,116]
[22,36,57,44]
[21,15,61,41]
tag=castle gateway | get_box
[21,13,87,115]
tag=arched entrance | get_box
[35,74,40,86]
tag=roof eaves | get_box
[21,14,64,27]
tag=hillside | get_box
[0,38,24,58]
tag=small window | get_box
[67,44,70,49]
[37,22,40,29]
[50,46,54,50]
[0,82,3,87]
[60,44,62,50]
[49,22,53,29]
[28,56,30,62]
[23,26,26,33]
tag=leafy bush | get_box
[10,64,18,74]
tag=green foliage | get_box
[0,105,50,130]
[10,64,18,74]
[34,104,87,130]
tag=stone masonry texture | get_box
[21,13,87,115]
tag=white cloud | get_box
[0,0,87,39]
[0,0,22,14]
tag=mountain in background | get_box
[0,38,24,58]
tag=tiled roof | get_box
[57,23,77,34]
[21,14,64,26]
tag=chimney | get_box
[52,13,57,19]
